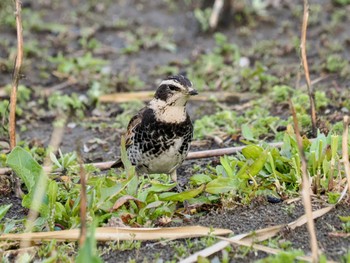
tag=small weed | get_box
[121,28,176,54]
[325,54,349,74]
[333,0,350,6]
[49,52,109,84]
[255,249,304,263]
[48,92,86,119]
[339,215,350,233]
[194,7,212,32]
[271,85,293,103]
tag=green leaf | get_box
[339,215,350,222]
[219,156,236,178]
[247,151,268,176]
[96,182,125,209]
[49,151,61,168]
[205,177,237,194]
[159,185,205,202]
[242,145,263,160]
[0,204,12,221]
[6,146,43,192]
[190,174,212,185]
[126,174,138,196]
[241,124,256,141]
[120,136,133,174]
[138,182,176,202]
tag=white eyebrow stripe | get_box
[160,79,184,88]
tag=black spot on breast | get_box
[132,108,194,157]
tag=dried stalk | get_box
[289,99,319,262]
[342,116,350,196]
[9,0,24,149]
[77,149,87,246]
[300,0,317,137]
[99,91,254,104]
[209,0,224,29]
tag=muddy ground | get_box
[1,0,350,262]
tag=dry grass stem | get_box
[1,226,232,242]
[289,99,319,262]
[99,91,254,103]
[209,0,224,29]
[342,116,350,196]
[9,0,24,149]
[77,149,87,246]
[300,0,317,137]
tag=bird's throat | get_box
[150,99,187,123]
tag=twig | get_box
[289,99,319,262]
[42,77,77,97]
[342,116,350,197]
[77,146,87,246]
[9,0,24,149]
[209,0,224,29]
[187,141,288,160]
[99,91,255,104]
[300,0,317,137]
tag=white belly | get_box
[147,138,184,174]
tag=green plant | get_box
[272,85,293,103]
[333,0,350,5]
[50,150,78,171]
[48,92,86,118]
[339,216,350,233]
[325,54,348,73]
[255,249,304,263]
[194,8,212,32]
[48,52,108,83]
[121,28,176,54]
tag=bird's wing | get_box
[112,107,146,169]
[125,107,146,148]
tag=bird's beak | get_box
[188,88,198,96]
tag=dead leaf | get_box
[111,195,144,211]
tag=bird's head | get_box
[153,75,198,107]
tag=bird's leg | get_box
[171,170,190,212]
[170,170,177,182]
[171,170,182,193]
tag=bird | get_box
[114,75,198,184]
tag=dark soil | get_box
[1,0,350,262]
[101,201,350,262]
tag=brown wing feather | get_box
[111,107,146,169]
[124,107,146,148]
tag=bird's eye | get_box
[168,85,180,91]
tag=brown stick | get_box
[209,0,224,29]
[342,116,350,197]
[9,0,24,149]
[289,99,319,262]
[300,0,317,137]
[99,91,254,104]
[77,148,87,246]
